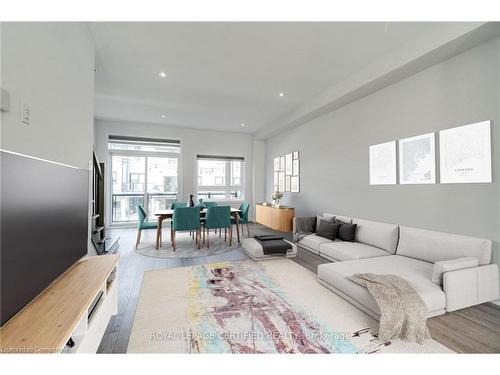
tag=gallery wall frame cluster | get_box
[273,151,300,192]
[369,120,492,185]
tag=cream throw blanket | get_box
[349,273,431,344]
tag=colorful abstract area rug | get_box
[127,259,453,353]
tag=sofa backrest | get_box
[352,218,399,254]
[397,226,492,265]
[323,213,352,224]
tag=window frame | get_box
[107,135,182,226]
[195,155,244,202]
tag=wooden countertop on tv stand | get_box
[0,254,119,353]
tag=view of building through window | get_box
[197,157,243,200]
[109,137,180,223]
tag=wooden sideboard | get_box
[255,204,295,232]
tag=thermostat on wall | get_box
[0,88,10,112]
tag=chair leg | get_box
[172,230,176,252]
[224,227,227,242]
[203,226,205,244]
[198,230,201,249]
[135,229,142,249]
[229,226,232,246]
[207,230,210,248]
[219,228,221,238]
[247,223,250,237]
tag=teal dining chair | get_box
[171,207,201,251]
[135,205,158,249]
[171,202,187,209]
[171,202,190,237]
[198,201,219,234]
[232,201,250,237]
[195,200,217,210]
[203,206,232,248]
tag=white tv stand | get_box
[0,254,119,353]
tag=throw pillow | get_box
[315,215,335,233]
[431,257,478,286]
[316,220,340,241]
[337,222,357,242]
[335,215,352,224]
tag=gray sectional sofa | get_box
[294,214,499,319]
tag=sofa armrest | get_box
[292,216,316,234]
[443,264,499,312]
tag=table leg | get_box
[156,217,162,250]
[234,213,241,243]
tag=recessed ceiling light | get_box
[241,123,246,127]
[161,114,167,118]
[279,92,285,97]
[158,72,167,78]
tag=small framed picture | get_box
[285,153,293,175]
[273,157,280,172]
[278,171,285,191]
[293,151,299,159]
[285,175,291,192]
[280,156,285,171]
[291,176,300,192]
[292,159,299,176]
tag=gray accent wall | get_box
[266,36,500,299]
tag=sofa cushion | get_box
[316,220,340,240]
[298,234,333,252]
[337,222,357,242]
[431,257,478,286]
[325,214,352,224]
[318,255,446,316]
[352,218,399,254]
[315,215,335,232]
[397,226,492,265]
[319,241,391,262]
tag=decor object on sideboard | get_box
[439,120,492,184]
[399,132,436,184]
[188,194,195,207]
[369,141,397,185]
[272,190,283,207]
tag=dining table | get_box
[154,207,242,249]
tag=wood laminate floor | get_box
[97,223,500,354]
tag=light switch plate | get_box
[0,88,10,112]
[21,102,31,125]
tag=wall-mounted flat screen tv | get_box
[0,150,89,326]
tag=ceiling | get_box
[90,22,442,134]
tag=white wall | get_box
[265,36,500,302]
[1,22,95,170]
[94,118,262,226]
[1,22,95,255]
[252,140,266,219]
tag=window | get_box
[196,155,244,201]
[109,136,180,223]
[109,135,180,153]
